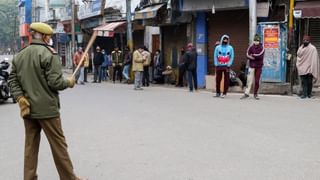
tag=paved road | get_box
[1,82,320,180]
[0,55,13,61]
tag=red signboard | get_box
[19,23,30,37]
[264,27,279,49]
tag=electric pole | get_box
[289,0,295,94]
[71,0,76,69]
[126,0,133,51]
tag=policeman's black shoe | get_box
[308,95,315,99]
[214,93,221,97]
[240,94,249,100]
[300,95,307,99]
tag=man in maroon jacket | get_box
[241,34,265,100]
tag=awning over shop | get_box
[134,4,165,20]
[93,21,126,37]
[294,1,320,19]
[180,0,247,12]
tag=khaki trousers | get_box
[24,117,75,180]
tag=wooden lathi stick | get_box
[72,30,98,78]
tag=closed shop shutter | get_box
[207,10,249,74]
[133,30,145,50]
[162,24,188,68]
[309,19,320,52]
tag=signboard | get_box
[78,0,103,20]
[259,24,287,83]
[19,0,32,24]
[19,23,30,37]
[264,27,279,49]
[54,23,65,33]
[181,0,247,12]
[257,2,269,17]
[293,10,302,18]
[19,6,26,24]
[59,1,72,21]
[105,0,140,17]
[49,0,65,8]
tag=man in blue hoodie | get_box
[214,35,234,98]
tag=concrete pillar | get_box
[196,12,208,88]
[249,0,257,43]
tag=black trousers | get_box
[143,66,150,86]
[84,67,88,82]
[113,65,123,82]
[177,65,186,86]
[301,74,313,97]
[187,69,197,91]
[93,65,101,83]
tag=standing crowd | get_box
[72,33,319,99]
[6,21,320,180]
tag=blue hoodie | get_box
[214,35,234,67]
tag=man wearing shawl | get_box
[296,35,320,99]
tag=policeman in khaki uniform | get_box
[8,22,87,180]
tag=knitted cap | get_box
[303,35,310,41]
[254,34,261,42]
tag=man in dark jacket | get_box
[176,48,186,87]
[241,34,265,100]
[93,46,104,83]
[8,22,86,180]
[122,46,132,83]
[111,46,124,83]
[184,43,198,92]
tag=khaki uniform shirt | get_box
[8,39,69,119]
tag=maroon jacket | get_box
[247,43,265,68]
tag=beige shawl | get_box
[296,43,320,83]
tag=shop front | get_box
[207,9,249,75]
[294,1,320,86]
[93,21,127,54]
[294,1,320,52]
[180,0,249,88]
[161,24,188,70]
